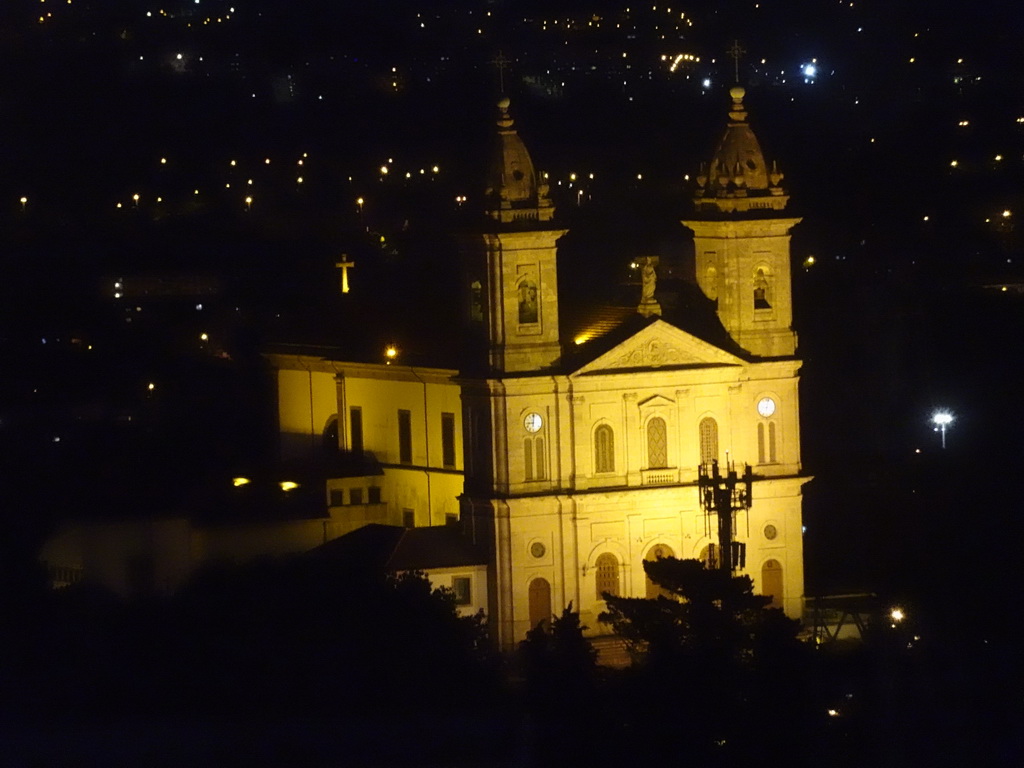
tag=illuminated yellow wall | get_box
[277,367,340,459]
[468,321,807,648]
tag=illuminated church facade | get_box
[270,88,808,648]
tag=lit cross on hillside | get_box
[727,39,746,84]
[335,255,355,294]
[491,51,511,94]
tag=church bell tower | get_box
[683,87,800,358]
[460,97,566,373]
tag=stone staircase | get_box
[590,634,631,668]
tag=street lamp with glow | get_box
[931,411,954,449]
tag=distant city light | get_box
[233,477,251,487]
[279,481,299,491]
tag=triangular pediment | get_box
[571,320,744,376]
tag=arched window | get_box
[595,553,620,599]
[594,424,615,473]
[699,417,719,465]
[322,414,339,452]
[524,437,546,481]
[762,559,783,608]
[758,422,778,464]
[753,268,771,309]
[705,265,719,301]
[644,543,675,599]
[647,417,668,468]
[470,280,484,322]
[528,577,552,629]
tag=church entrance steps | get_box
[590,634,631,668]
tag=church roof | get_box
[693,87,789,214]
[308,523,487,572]
[559,278,750,372]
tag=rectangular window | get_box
[524,438,534,481]
[368,486,381,504]
[349,488,363,505]
[329,489,345,506]
[441,412,456,468]
[350,407,363,455]
[452,576,471,605]
[398,409,412,464]
[402,508,415,528]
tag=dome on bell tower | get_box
[693,87,789,214]
[484,97,555,226]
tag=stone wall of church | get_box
[501,476,805,644]
[277,367,339,460]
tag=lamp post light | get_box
[931,411,954,449]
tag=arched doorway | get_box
[698,543,718,570]
[762,559,783,608]
[644,543,675,599]
[595,553,620,599]
[528,577,552,629]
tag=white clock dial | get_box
[757,397,776,418]
[524,412,543,433]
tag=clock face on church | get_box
[524,412,543,433]
[757,397,776,418]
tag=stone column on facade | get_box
[494,500,515,650]
[567,391,584,489]
[622,392,639,486]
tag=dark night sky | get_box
[2,0,1023,627]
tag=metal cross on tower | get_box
[490,51,511,93]
[698,459,754,572]
[727,39,746,84]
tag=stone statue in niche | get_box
[518,279,538,323]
